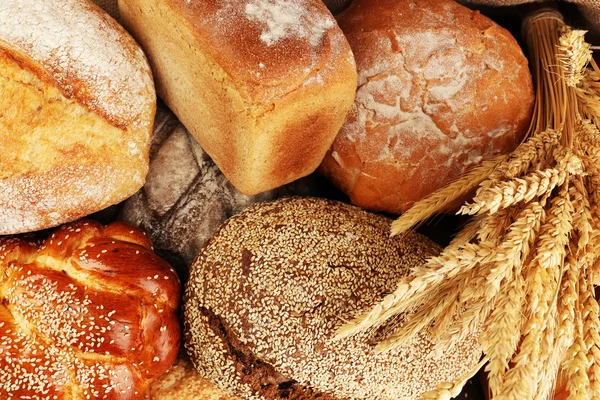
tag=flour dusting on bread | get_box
[244,0,335,46]
[0,0,154,129]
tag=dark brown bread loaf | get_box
[184,197,482,400]
[121,107,317,279]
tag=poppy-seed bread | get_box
[183,197,482,400]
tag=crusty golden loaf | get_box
[0,0,155,234]
[319,0,534,214]
[118,0,357,195]
[0,220,181,399]
[184,197,482,400]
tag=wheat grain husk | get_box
[337,7,600,400]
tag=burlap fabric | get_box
[93,0,599,34]
[463,0,600,32]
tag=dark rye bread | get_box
[121,106,317,280]
[184,197,482,400]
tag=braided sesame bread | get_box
[184,197,482,400]
[319,0,534,214]
[0,220,181,399]
[0,0,155,234]
[118,0,357,195]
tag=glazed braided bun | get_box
[0,220,181,399]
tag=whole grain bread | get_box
[184,197,482,400]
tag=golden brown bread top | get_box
[0,0,156,234]
[319,0,534,213]
[0,220,181,399]
[184,197,482,399]
[0,0,154,130]
[155,0,354,107]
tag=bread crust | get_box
[184,197,482,400]
[118,0,357,195]
[319,0,534,214]
[0,220,181,399]
[121,106,318,279]
[145,354,237,400]
[0,0,155,234]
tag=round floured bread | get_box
[319,0,534,214]
[0,0,155,234]
[121,107,318,279]
[184,197,482,400]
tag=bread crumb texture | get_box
[184,197,482,400]
[145,354,236,400]
[0,220,181,399]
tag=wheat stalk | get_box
[565,267,592,399]
[504,128,561,178]
[582,269,600,398]
[458,153,582,216]
[532,304,559,400]
[336,9,600,400]
[557,28,592,87]
[390,156,505,236]
[483,271,525,396]
[335,241,497,339]
[420,357,489,400]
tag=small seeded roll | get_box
[184,197,482,400]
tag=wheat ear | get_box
[375,281,464,352]
[483,270,526,396]
[390,156,505,236]
[459,153,581,216]
[557,28,592,87]
[504,128,561,178]
[420,357,489,400]
[485,202,545,299]
[335,241,496,339]
[532,303,560,400]
[584,295,600,398]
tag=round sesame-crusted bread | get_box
[0,220,181,399]
[184,197,483,400]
